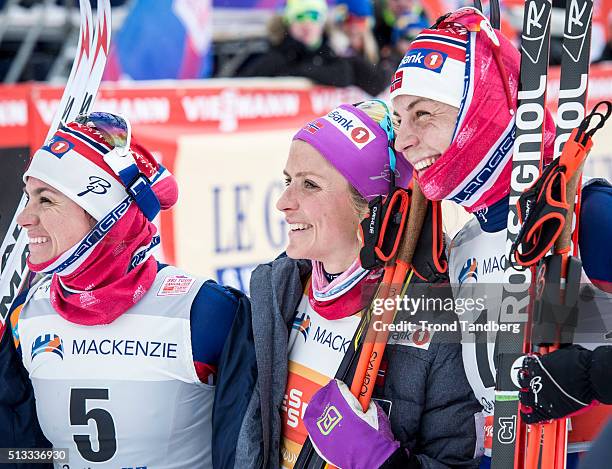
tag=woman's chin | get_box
[285,244,314,261]
[284,245,301,260]
[27,249,51,265]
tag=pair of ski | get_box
[492,0,596,468]
[0,0,111,330]
[295,182,429,469]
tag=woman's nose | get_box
[16,202,37,229]
[276,185,298,212]
[394,120,419,155]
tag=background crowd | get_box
[0,0,610,90]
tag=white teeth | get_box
[414,157,438,171]
[28,237,49,244]
[290,223,311,231]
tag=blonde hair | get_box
[346,100,398,218]
[354,100,400,132]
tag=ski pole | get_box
[350,181,428,410]
[523,151,583,467]
[522,102,611,469]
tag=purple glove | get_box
[303,379,401,469]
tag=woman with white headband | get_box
[389,7,612,468]
[0,113,245,469]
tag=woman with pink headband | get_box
[217,101,482,469]
[0,113,245,468]
[389,7,612,468]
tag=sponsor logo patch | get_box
[387,328,432,350]
[351,127,370,144]
[33,279,52,300]
[459,257,479,283]
[77,176,112,197]
[157,275,196,296]
[399,48,447,73]
[44,136,74,158]
[323,107,376,149]
[291,312,311,342]
[316,405,343,435]
[31,333,64,360]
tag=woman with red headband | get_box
[388,7,612,468]
[0,113,244,468]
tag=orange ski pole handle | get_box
[555,136,590,257]
[535,124,593,468]
[556,100,611,256]
[355,183,428,410]
[521,103,611,468]
[523,139,592,469]
[349,265,395,407]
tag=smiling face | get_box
[393,94,459,179]
[17,177,96,264]
[289,18,325,48]
[276,140,362,273]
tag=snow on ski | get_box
[0,0,111,326]
[491,0,553,467]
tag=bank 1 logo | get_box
[324,107,376,149]
[44,136,74,158]
[399,48,447,73]
[351,126,371,144]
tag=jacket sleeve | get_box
[190,281,240,383]
[0,316,52,469]
[579,180,612,292]
[590,346,612,404]
[211,289,257,469]
[414,342,482,469]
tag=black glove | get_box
[379,447,420,469]
[517,345,597,424]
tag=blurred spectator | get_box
[376,12,428,89]
[389,12,429,60]
[237,0,388,95]
[331,0,379,64]
[373,0,428,51]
